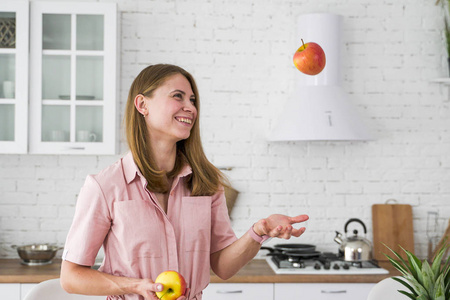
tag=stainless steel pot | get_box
[334,218,373,262]
[12,244,62,266]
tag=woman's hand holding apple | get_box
[154,271,187,300]
[127,278,163,300]
[126,276,185,300]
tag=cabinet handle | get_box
[216,290,243,294]
[66,147,85,150]
[321,290,347,294]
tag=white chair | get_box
[24,278,106,300]
[367,276,411,300]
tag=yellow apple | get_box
[155,270,187,300]
[293,39,326,76]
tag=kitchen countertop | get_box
[0,259,62,283]
[0,259,400,284]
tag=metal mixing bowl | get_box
[12,244,62,266]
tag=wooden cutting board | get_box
[372,202,414,261]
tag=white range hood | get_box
[269,13,372,141]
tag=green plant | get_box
[436,0,450,57]
[384,242,449,300]
[445,19,450,57]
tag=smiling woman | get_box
[135,74,198,155]
[124,64,224,197]
[59,64,309,300]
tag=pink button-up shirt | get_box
[63,152,237,300]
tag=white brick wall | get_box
[1,0,449,260]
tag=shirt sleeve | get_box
[62,175,111,266]
[210,187,238,253]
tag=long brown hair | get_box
[124,64,228,195]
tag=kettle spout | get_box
[334,231,343,245]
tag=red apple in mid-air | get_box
[155,270,187,300]
[293,39,326,76]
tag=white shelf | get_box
[430,78,450,85]
[0,48,16,54]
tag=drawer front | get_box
[0,283,20,300]
[274,283,374,300]
[203,283,273,300]
[21,283,38,300]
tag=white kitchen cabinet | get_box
[0,1,29,154]
[203,283,273,300]
[20,283,37,300]
[274,283,375,300]
[29,1,117,154]
[0,283,37,300]
[0,283,20,300]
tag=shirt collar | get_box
[178,164,193,178]
[123,151,192,184]
[123,152,140,184]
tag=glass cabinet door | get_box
[29,2,116,154]
[0,1,28,153]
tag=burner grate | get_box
[266,252,389,275]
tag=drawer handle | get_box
[217,290,243,294]
[321,290,347,294]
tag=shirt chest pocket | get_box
[182,196,212,252]
[113,200,162,260]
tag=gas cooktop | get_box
[266,252,389,275]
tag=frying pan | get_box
[261,243,316,254]
[282,250,321,258]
